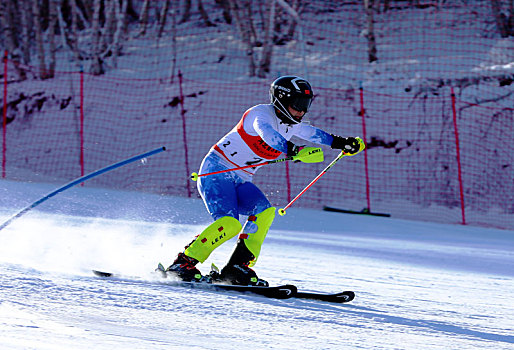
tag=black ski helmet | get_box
[270,75,313,124]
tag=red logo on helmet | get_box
[305,90,311,94]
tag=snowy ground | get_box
[0,179,513,350]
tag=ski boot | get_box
[220,262,268,287]
[166,252,204,282]
[219,238,269,287]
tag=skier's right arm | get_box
[252,116,289,154]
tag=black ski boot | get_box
[220,239,268,286]
[166,252,203,282]
[220,263,268,286]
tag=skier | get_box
[166,75,365,286]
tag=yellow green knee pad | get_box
[185,216,242,263]
[239,207,276,267]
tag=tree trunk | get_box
[275,0,301,45]
[364,0,378,63]
[198,0,215,27]
[73,0,89,28]
[32,0,49,79]
[139,0,150,35]
[180,0,192,24]
[168,2,178,83]
[383,0,390,12]
[112,0,128,68]
[257,0,275,78]
[285,0,301,41]
[490,0,513,37]
[103,0,117,46]
[228,0,256,77]
[125,0,139,22]
[90,0,104,75]
[244,0,257,44]
[216,0,232,24]
[19,0,33,66]
[69,0,82,64]
[158,0,171,38]
[0,0,28,80]
[78,0,93,22]
[47,0,57,78]
[506,1,514,36]
[0,1,17,56]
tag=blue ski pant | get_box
[197,152,271,221]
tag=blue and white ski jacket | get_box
[209,104,334,181]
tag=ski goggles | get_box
[289,94,313,113]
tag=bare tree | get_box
[139,0,151,35]
[47,0,57,77]
[58,0,83,66]
[79,0,94,22]
[166,2,180,83]
[257,0,276,77]
[103,0,118,46]
[179,0,214,27]
[228,0,291,77]
[111,0,128,67]
[363,0,378,63]
[157,0,171,38]
[19,0,33,67]
[491,0,514,37]
[229,0,257,76]
[56,0,131,75]
[215,0,232,24]
[226,0,306,77]
[0,1,18,59]
[32,0,57,79]
[2,0,137,78]
[274,0,304,45]
[0,0,29,80]
[90,0,103,75]
[180,0,192,24]
[88,0,127,74]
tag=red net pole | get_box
[2,50,7,178]
[178,70,192,198]
[80,69,85,181]
[451,87,466,225]
[359,86,371,211]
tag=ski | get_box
[92,270,296,300]
[296,290,355,303]
[92,269,354,303]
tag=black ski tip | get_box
[92,270,113,277]
[295,290,355,303]
[332,291,355,303]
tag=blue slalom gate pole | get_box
[0,146,166,231]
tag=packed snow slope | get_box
[0,179,513,350]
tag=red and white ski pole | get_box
[190,147,323,181]
[191,157,289,181]
[278,150,348,216]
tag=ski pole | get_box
[190,147,323,181]
[278,151,347,216]
[0,146,166,231]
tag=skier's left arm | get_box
[296,124,365,156]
